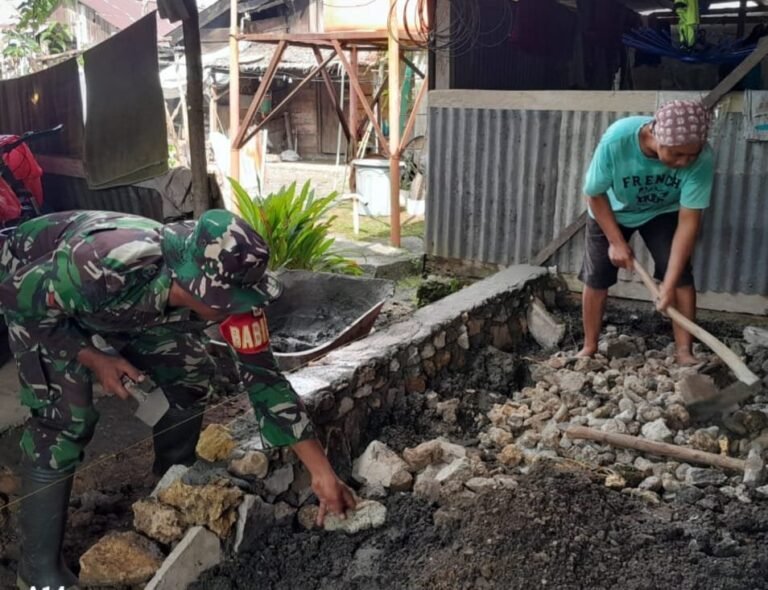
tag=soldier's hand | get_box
[312,473,358,527]
[78,348,144,400]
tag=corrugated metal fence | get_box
[426,90,768,297]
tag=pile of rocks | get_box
[338,327,768,518]
[441,328,768,507]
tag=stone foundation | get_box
[80,265,563,587]
[283,265,556,471]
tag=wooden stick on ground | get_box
[564,425,746,472]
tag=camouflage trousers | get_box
[11,324,215,471]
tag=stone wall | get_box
[282,265,557,472]
[80,265,563,587]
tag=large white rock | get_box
[402,438,466,471]
[324,500,387,534]
[434,458,473,485]
[526,298,565,350]
[744,326,768,348]
[353,441,411,489]
[641,418,674,443]
[145,526,222,590]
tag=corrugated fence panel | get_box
[42,174,165,221]
[428,104,768,296]
[427,108,564,266]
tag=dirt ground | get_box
[191,300,768,590]
[193,463,768,590]
[0,391,253,587]
[3,296,768,589]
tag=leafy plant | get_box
[2,0,72,77]
[230,178,362,276]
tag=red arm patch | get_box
[220,310,271,354]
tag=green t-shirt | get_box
[583,116,714,228]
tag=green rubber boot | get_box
[152,407,204,476]
[16,465,79,590]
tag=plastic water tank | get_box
[353,159,404,217]
[323,0,429,37]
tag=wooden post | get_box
[332,40,389,154]
[738,0,747,37]
[173,52,190,163]
[209,89,219,135]
[388,0,401,247]
[182,0,209,217]
[564,425,746,472]
[397,73,428,157]
[229,0,240,184]
[349,47,359,191]
[312,46,352,141]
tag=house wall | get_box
[426,90,768,314]
[433,0,635,92]
[219,70,375,159]
[52,1,117,48]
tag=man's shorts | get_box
[578,211,694,290]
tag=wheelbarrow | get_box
[265,270,395,371]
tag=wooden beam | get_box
[703,37,768,109]
[532,212,587,266]
[739,0,748,35]
[240,31,391,43]
[242,51,339,145]
[233,39,287,149]
[312,47,352,141]
[182,0,209,217]
[388,0,401,247]
[229,0,240,184]
[397,73,428,157]
[357,75,388,138]
[332,40,389,155]
[349,46,359,190]
[400,53,425,79]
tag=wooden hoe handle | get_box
[633,260,759,386]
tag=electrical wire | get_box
[387,0,517,56]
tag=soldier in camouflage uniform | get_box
[0,209,356,590]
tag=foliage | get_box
[416,277,463,308]
[230,178,362,276]
[2,0,72,77]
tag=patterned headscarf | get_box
[652,100,711,147]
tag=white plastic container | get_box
[353,159,404,217]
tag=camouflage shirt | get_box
[0,211,314,447]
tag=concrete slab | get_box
[332,236,423,280]
[0,361,25,434]
[144,526,222,590]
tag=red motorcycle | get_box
[0,124,62,229]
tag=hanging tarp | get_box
[83,13,168,189]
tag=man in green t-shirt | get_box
[578,100,714,364]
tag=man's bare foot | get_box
[676,349,697,366]
[576,346,597,358]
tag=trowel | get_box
[633,260,760,419]
[122,376,170,427]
